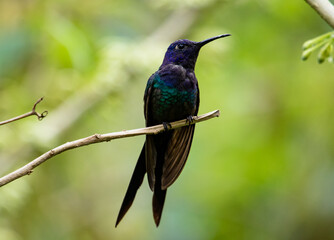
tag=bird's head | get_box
[161,34,231,70]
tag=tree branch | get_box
[305,0,334,29]
[0,97,48,126]
[0,110,220,188]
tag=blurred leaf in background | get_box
[0,0,334,239]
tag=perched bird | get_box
[115,34,231,227]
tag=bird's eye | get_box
[175,44,185,50]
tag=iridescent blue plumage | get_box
[116,34,231,227]
[146,70,198,124]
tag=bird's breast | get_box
[150,72,198,123]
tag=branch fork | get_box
[0,97,48,126]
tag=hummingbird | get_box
[115,34,231,227]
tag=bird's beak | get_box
[197,34,231,48]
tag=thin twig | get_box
[0,110,220,188]
[0,97,48,126]
[305,0,334,29]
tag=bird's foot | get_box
[162,122,172,131]
[186,115,195,126]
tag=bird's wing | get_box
[145,135,157,191]
[144,73,155,122]
[161,77,199,190]
[144,73,158,191]
[161,124,195,190]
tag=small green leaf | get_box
[301,31,334,63]
[317,41,333,64]
[302,32,333,50]
[301,40,327,61]
[301,48,313,61]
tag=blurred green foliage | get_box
[1,0,334,239]
[302,31,334,63]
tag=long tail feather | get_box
[115,145,146,227]
[152,140,167,227]
[152,185,166,227]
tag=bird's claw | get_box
[186,115,195,126]
[162,122,172,131]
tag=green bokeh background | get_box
[1,0,334,239]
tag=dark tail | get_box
[152,184,166,227]
[152,144,167,227]
[115,145,146,227]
